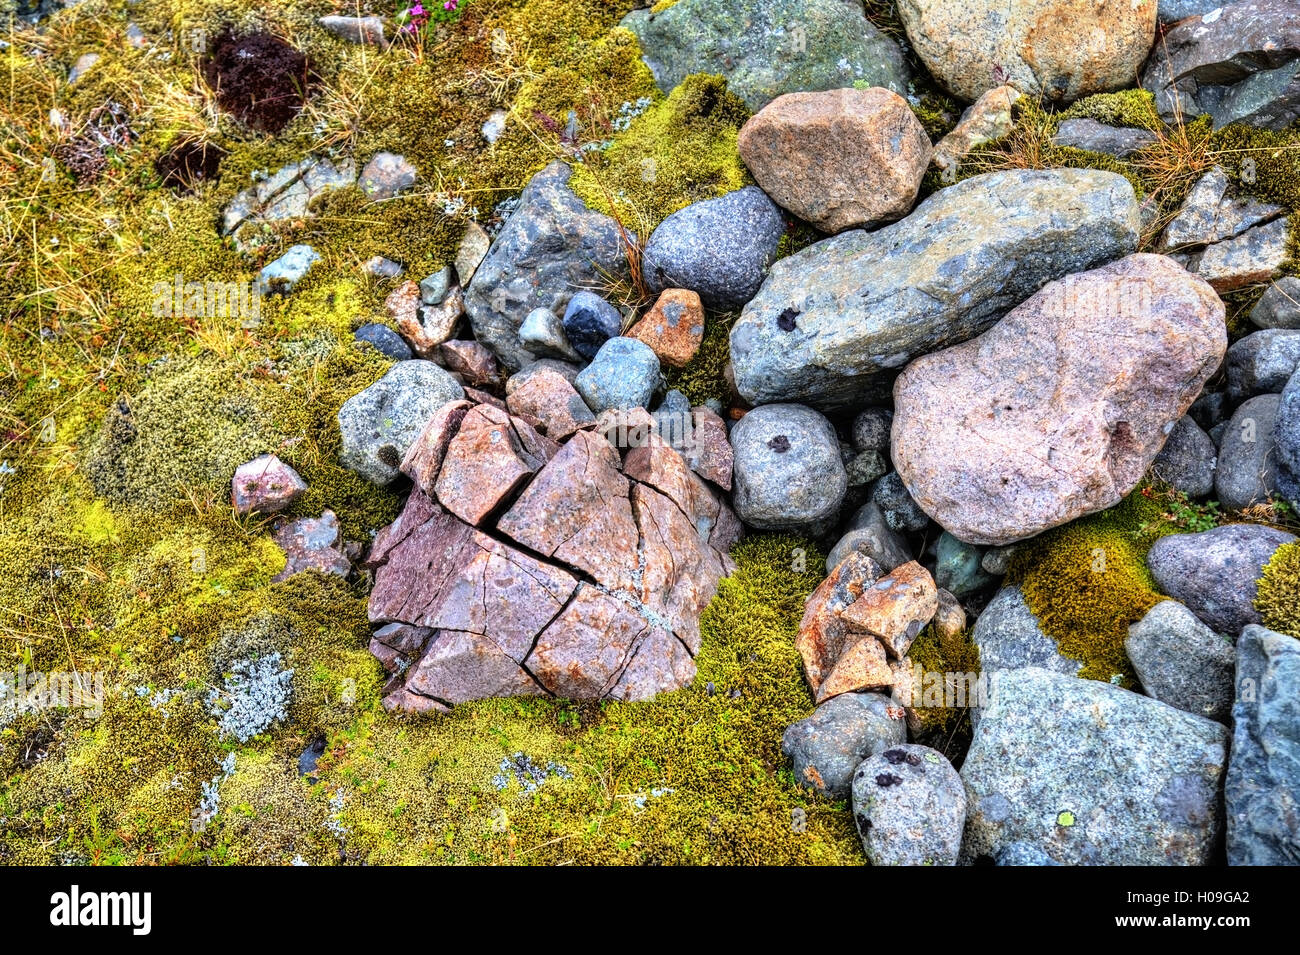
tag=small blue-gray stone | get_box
[574,337,660,414]
[257,244,320,295]
[563,291,624,360]
[354,323,412,360]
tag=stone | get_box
[1147,524,1298,634]
[574,337,660,415]
[961,667,1229,865]
[1280,370,1300,503]
[221,157,356,251]
[1151,415,1217,498]
[1226,624,1300,865]
[434,404,551,526]
[454,222,491,286]
[628,289,704,368]
[897,0,1157,104]
[505,367,595,441]
[851,408,893,454]
[465,163,627,371]
[399,398,474,496]
[1126,601,1236,722]
[1159,0,1226,23]
[359,151,417,200]
[795,552,894,704]
[1162,166,1286,250]
[641,186,784,311]
[319,14,385,45]
[730,403,847,532]
[1215,394,1283,511]
[826,502,913,575]
[1191,390,1231,432]
[256,244,320,296]
[1051,118,1158,158]
[419,266,453,305]
[388,281,464,359]
[272,510,351,582]
[681,406,733,490]
[851,744,965,867]
[562,291,623,361]
[1177,216,1291,293]
[354,322,412,359]
[507,359,582,395]
[439,339,500,388]
[737,87,931,233]
[932,588,966,641]
[893,254,1226,546]
[518,307,582,361]
[973,586,1081,678]
[997,842,1061,866]
[933,532,993,598]
[932,86,1021,181]
[231,454,306,515]
[842,561,938,659]
[621,0,910,113]
[782,692,906,799]
[845,450,888,488]
[1143,0,1300,130]
[730,169,1141,408]
[1252,276,1300,329]
[338,360,465,486]
[363,255,403,278]
[868,472,929,535]
[67,52,99,85]
[1227,329,1300,401]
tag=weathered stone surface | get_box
[319,14,385,45]
[405,630,546,703]
[1215,394,1283,511]
[438,339,500,389]
[465,163,628,371]
[730,403,847,531]
[359,151,417,200]
[1143,0,1300,130]
[272,510,351,582]
[897,0,1157,104]
[1162,166,1286,250]
[1252,276,1300,329]
[518,306,582,361]
[826,502,913,575]
[454,222,491,286]
[795,552,883,701]
[730,169,1141,408]
[1227,329,1300,401]
[932,588,967,641]
[1147,524,1298,634]
[1280,370,1300,505]
[1159,0,1226,24]
[1051,118,1157,158]
[504,367,595,441]
[1151,415,1217,498]
[961,667,1229,865]
[574,337,661,415]
[974,586,1081,678]
[852,408,893,454]
[932,86,1021,180]
[1127,601,1236,722]
[933,532,994,598]
[338,360,466,486]
[221,157,356,251]
[782,692,906,799]
[434,404,550,526]
[354,322,412,360]
[621,0,910,112]
[363,255,403,278]
[682,406,733,490]
[256,244,320,296]
[231,454,306,515]
[562,290,622,361]
[1177,216,1291,293]
[399,399,473,495]
[852,744,966,866]
[737,87,931,233]
[1226,624,1300,865]
[841,561,938,659]
[629,289,704,368]
[894,254,1226,545]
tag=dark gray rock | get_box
[1126,601,1236,722]
[465,163,628,372]
[354,323,413,360]
[573,337,660,414]
[621,0,910,112]
[1216,394,1283,511]
[781,692,906,800]
[731,403,846,532]
[730,169,1140,408]
[1227,329,1300,401]
[1226,625,1300,865]
[851,744,965,867]
[418,266,453,305]
[1252,276,1300,329]
[1147,524,1298,634]
[1052,118,1157,158]
[1190,390,1230,432]
[641,186,784,311]
[845,449,888,488]
[1160,1,1231,24]
[1162,166,1286,251]
[825,502,913,574]
[562,291,623,361]
[961,667,1229,865]
[1151,415,1217,498]
[852,407,894,454]
[973,586,1081,678]
[869,471,929,534]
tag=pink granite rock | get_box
[231,454,307,515]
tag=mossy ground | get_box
[1256,541,1300,640]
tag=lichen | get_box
[1255,541,1300,640]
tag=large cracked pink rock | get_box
[893,253,1227,545]
[367,396,741,709]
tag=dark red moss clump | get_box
[201,30,311,134]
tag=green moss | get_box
[1058,89,1163,131]
[663,313,733,407]
[1256,541,1300,639]
[906,623,980,753]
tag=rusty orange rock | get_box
[629,288,705,368]
[841,560,939,659]
[435,403,551,526]
[795,551,882,695]
[504,366,596,440]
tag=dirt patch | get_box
[201,30,311,134]
[155,138,226,192]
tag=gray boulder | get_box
[781,692,906,800]
[1226,329,1300,401]
[1252,276,1300,329]
[973,586,1081,679]
[1126,601,1236,722]
[1151,415,1217,498]
[573,337,660,415]
[1052,118,1156,158]
[1215,394,1283,511]
[825,502,912,574]
[730,169,1140,408]
[852,407,893,453]
[731,403,846,532]
[961,667,1229,865]
[851,744,965,867]
[1278,370,1300,505]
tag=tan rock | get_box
[795,551,882,695]
[438,339,500,387]
[435,404,550,526]
[505,367,596,440]
[818,636,894,703]
[841,561,939,658]
[389,281,464,358]
[399,398,473,495]
[629,289,705,367]
[528,584,655,699]
[684,406,733,490]
[932,588,967,641]
[933,86,1021,181]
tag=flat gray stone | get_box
[1126,601,1236,722]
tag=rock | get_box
[359,151,417,200]
[419,266,453,305]
[934,532,993,599]
[932,588,966,641]
[851,744,965,867]
[1177,216,1291,293]
[676,406,732,490]
[1162,166,1286,250]
[363,255,403,278]
[973,586,1081,678]
[319,14,385,45]
[562,291,623,361]
[1190,390,1230,432]
[869,472,930,535]
[125,23,148,49]
[231,454,306,515]
[897,0,1156,104]
[730,403,847,532]
[782,692,906,799]
[851,408,893,454]
[932,86,1021,181]
[845,450,888,488]
[67,52,99,85]
[519,307,582,361]
[1147,524,1298,634]
[621,0,910,112]
[894,254,1226,546]
[1227,329,1300,401]
[961,667,1228,865]
[795,552,893,703]
[399,399,474,495]
[996,842,1061,866]
[1151,415,1217,498]
[338,360,466,486]
[737,87,931,233]
[465,163,627,371]
[981,547,1015,577]
[434,404,551,526]
[826,502,913,574]
[389,281,464,359]
[629,289,704,368]
[730,169,1141,408]
[272,510,351,582]
[507,359,582,395]
[454,222,491,286]
[1160,0,1227,24]
[574,337,661,415]
[842,561,938,659]
[505,367,595,441]
[221,157,356,251]
[1143,0,1300,130]
[353,323,412,360]
[642,187,784,311]
[1252,276,1300,329]
[1280,371,1300,503]
[256,244,320,296]
[1051,118,1158,158]
[439,340,500,389]
[1215,394,1283,511]
[1127,601,1236,722]
[1226,624,1300,865]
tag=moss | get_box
[1008,488,1177,686]
[1256,541,1300,639]
[663,313,733,407]
[1058,88,1164,131]
[905,623,980,757]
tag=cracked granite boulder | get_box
[367,398,741,709]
